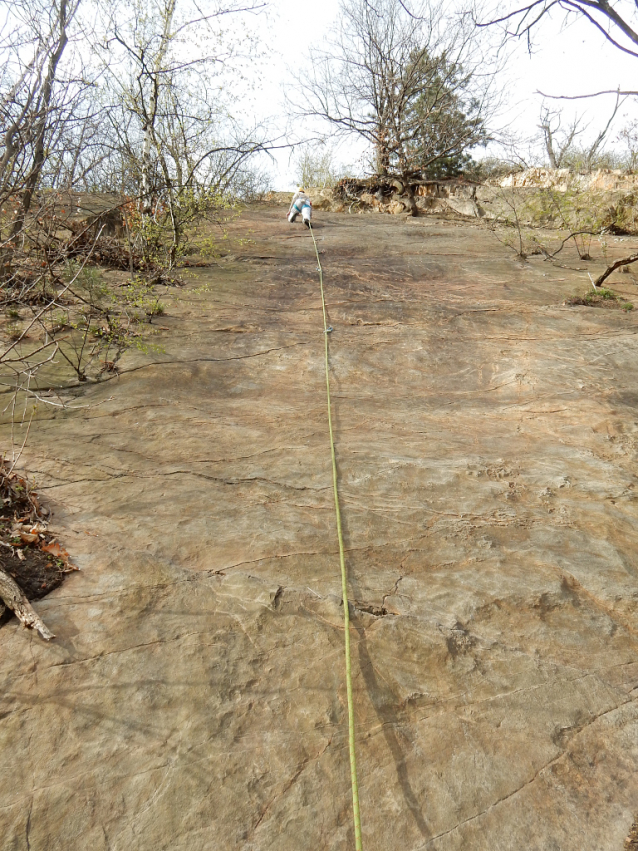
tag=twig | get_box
[8,405,36,475]
[0,224,105,366]
[537,89,638,99]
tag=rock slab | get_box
[1,208,638,849]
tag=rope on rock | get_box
[308,222,363,851]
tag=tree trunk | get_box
[542,124,558,169]
[376,126,391,176]
[10,0,72,242]
[140,0,177,219]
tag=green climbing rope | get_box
[308,222,363,851]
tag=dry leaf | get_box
[41,539,78,571]
[41,541,68,559]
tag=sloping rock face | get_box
[2,208,638,850]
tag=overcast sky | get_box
[257,0,638,189]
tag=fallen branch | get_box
[595,252,638,287]
[0,566,55,640]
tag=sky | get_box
[255,0,638,189]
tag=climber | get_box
[288,188,312,228]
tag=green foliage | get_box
[572,288,616,305]
[565,288,634,311]
[469,158,523,182]
[5,321,22,341]
[402,53,488,179]
[121,276,166,321]
[294,145,348,190]
[64,261,109,301]
[536,188,609,259]
[119,189,231,272]
[558,148,626,172]
[187,206,239,262]
[422,153,477,180]
[45,260,170,383]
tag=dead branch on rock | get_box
[595,252,638,287]
[0,566,54,639]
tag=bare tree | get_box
[96,0,274,267]
[538,105,584,168]
[538,94,622,170]
[0,0,89,243]
[293,0,497,214]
